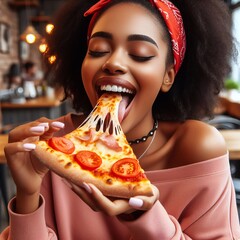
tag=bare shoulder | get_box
[170,120,227,166]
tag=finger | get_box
[4,142,36,168]
[39,121,65,140]
[128,185,159,211]
[88,184,132,216]
[73,184,100,211]
[8,119,65,143]
[4,142,36,156]
[62,180,99,211]
[51,121,65,129]
[25,118,65,140]
[8,121,48,143]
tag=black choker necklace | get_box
[128,120,158,145]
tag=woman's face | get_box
[82,2,173,137]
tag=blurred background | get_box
[0,0,239,101]
[0,0,66,90]
[0,0,240,232]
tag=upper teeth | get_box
[100,85,133,94]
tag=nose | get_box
[102,49,127,74]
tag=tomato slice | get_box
[48,137,75,154]
[75,151,102,170]
[111,158,140,178]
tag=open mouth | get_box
[97,84,135,102]
[97,84,135,122]
[100,85,134,95]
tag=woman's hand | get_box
[4,118,65,213]
[63,180,159,217]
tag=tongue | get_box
[118,96,129,123]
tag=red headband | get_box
[84,0,186,74]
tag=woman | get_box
[1,0,239,239]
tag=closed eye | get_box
[88,50,109,57]
[129,55,154,62]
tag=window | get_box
[231,1,240,83]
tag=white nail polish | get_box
[81,182,92,194]
[51,121,65,128]
[30,126,45,133]
[23,143,36,151]
[129,198,143,208]
[38,122,49,128]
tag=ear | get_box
[161,66,175,93]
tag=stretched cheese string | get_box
[78,93,123,136]
[78,93,157,159]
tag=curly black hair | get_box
[45,0,234,121]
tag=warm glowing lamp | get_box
[20,25,41,44]
[46,23,54,34]
[48,55,56,64]
[39,39,48,53]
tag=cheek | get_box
[135,64,165,92]
[82,57,103,107]
[81,58,94,91]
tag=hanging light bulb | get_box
[39,38,48,53]
[20,25,41,44]
[46,23,54,34]
[48,55,56,64]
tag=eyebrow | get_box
[128,34,158,48]
[90,31,112,40]
[90,32,158,48]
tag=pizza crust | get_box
[33,94,153,198]
[33,144,153,198]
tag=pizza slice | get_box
[33,93,153,198]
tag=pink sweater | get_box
[1,114,240,239]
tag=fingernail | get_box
[129,198,143,208]
[23,143,36,151]
[30,126,45,133]
[80,182,92,194]
[38,122,49,128]
[51,121,65,128]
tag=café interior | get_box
[0,0,240,231]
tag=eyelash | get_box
[88,50,109,57]
[88,50,154,62]
[129,55,154,62]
